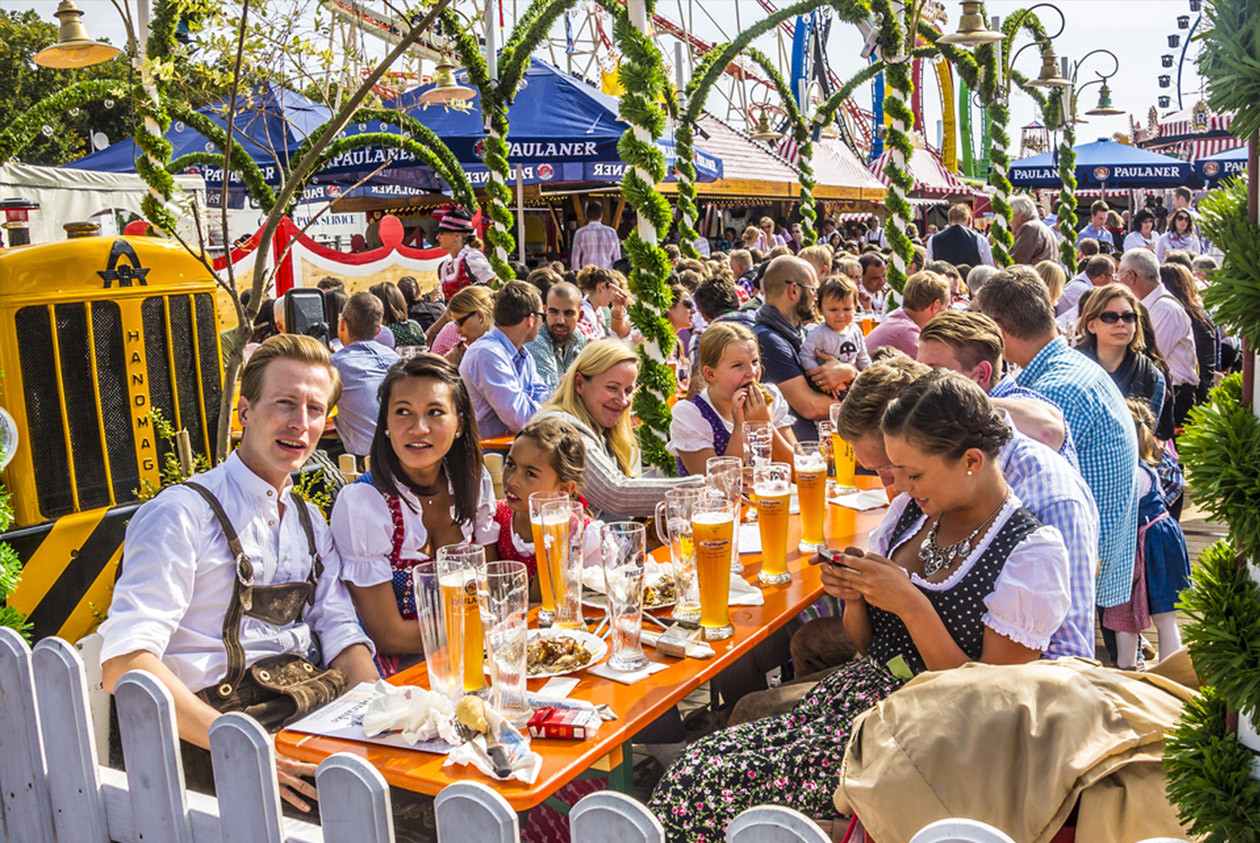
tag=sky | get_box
[4,0,1210,161]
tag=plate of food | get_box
[526,629,608,678]
[581,562,676,609]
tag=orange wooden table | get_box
[277,484,887,811]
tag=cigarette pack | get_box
[527,707,602,740]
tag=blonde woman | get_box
[427,285,493,364]
[1034,260,1067,311]
[534,339,698,521]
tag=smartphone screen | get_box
[285,288,330,348]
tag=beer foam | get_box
[755,480,791,496]
[692,510,734,526]
[794,454,827,473]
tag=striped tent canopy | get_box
[868,145,973,198]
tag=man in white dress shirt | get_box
[1118,248,1199,426]
[100,335,377,812]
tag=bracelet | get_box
[611,307,628,318]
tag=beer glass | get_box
[481,561,530,724]
[794,441,827,552]
[654,486,706,622]
[528,490,571,626]
[745,419,773,466]
[413,561,464,703]
[540,500,586,629]
[829,403,857,492]
[436,545,486,693]
[706,456,744,573]
[600,522,650,672]
[692,496,736,641]
[754,462,792,585]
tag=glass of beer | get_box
[540,500,586,629]
[412,561,464,702]
[528,490,571,626]
[481,561,530,725]
[600,522,650,672]
[692,496,736,641]
[436,544,487,694]
[706,456,744,573]
[794,441,827,552]
[754,462,792,585]
[829,402,857,492]
[654,486,707,622]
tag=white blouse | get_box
[1123,231,1157,252]
[666,384,797,456]
[867,493,1071,652]
[331,467,498,588]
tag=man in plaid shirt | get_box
[569,200,622,270]
[977,267,1140,660]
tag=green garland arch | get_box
[673,0,871,261]
[869,0,913,292]
[439,0,578,283]
[1056,120,1077,267]
[0,80,124,163]
[606,0,678,473]
[166,102,278,213]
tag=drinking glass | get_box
[654,486,707,622]
[706,456,744,573]
[745,419,773,466]
[481,561,530,724]
[794,441,827,552]
[829,403,857,493]
[436,545,486,693]
[600,522,650,671]
[540,500,586,629]
[413,561,464,703]
[528,490,571,626]
[691,496,736,641]
[754,462,793,585]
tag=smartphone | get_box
[285,287,330,348]
[816,546,861,571]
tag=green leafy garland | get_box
[607,0,677,473]
[439,1,576,282]
[745,47,814,248]
[673,0,870,260]
[0,80,124,163]
[167,101,278,212]
[870,0,913,293]
[1160,5,1260,824]
[0,440,30,641]
[1055,119,1077,268]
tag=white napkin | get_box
[730,574,765,606]
[828,487,890,511]
[361,681,462,745]
[587,660,669,685]
[443,705,543,784]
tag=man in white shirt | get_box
[1118,247,1198,425]
[569,200,622,270]
[100,335,377,811]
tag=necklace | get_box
[918,491,1010,578]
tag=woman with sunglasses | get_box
[427,285,494,365]
[1074,284,1168,421]
[665,282,697,357]
[1123,209,1159,253]
[1156,209,1202,261]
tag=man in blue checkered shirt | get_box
[977,267,1139,651]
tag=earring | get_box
[385,429,391,437]
[967,470,973,476]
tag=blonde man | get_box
[863,270,950,358]
[798,243,835,282]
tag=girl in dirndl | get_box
[330,354,497,677]
[1101,399,1193,668]
[667,322,798,477]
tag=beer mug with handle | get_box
[654,485,707,622]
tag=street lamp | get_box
[937,2,1005,46]
[33,0,121,69]
[415,59,476,106]
[750,111,783,143]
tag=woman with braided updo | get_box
[649,370,1072,842]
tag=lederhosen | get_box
[184,481,349,730]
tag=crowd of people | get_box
[101,193,1226,841]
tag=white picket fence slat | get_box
[2,632,998,843]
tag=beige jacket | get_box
[838,657,1199,843]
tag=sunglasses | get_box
[455,310,481,327]
[1098,311,1138,324]
[682,299,695,310]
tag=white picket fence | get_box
[0,628,1191,843]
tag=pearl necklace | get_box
[918,492,1010,578]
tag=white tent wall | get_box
[0,162,206,245]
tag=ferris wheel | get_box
[1157,0,1204,112]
